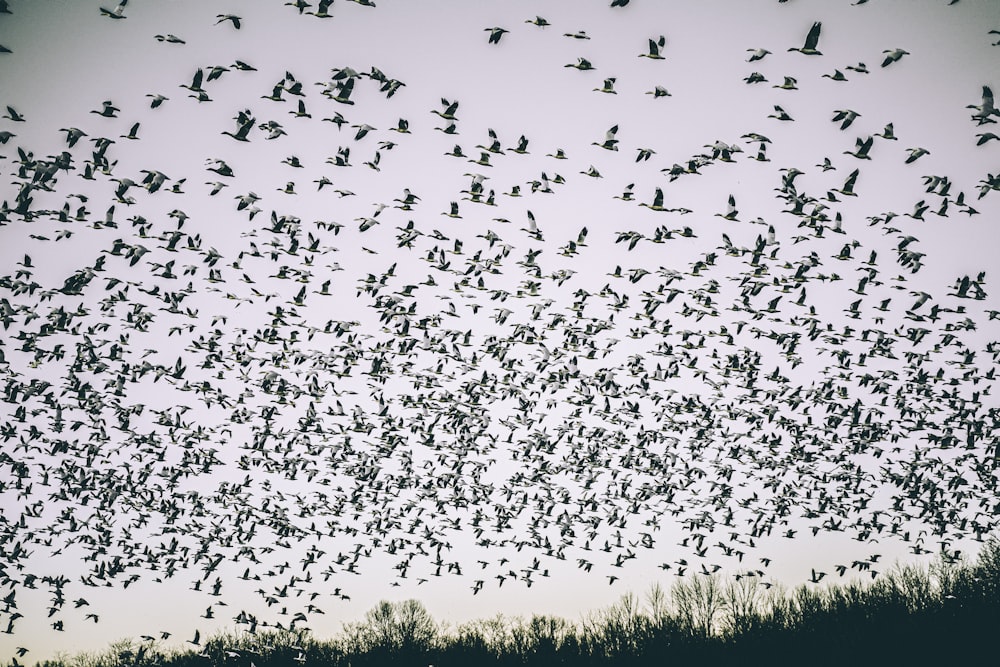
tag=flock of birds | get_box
[1,0,1000,660]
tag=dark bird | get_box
[485,27,509,44]
[789,21,822,55]
[216,14,242,28]
[90,100,120,118]
[639,35,666,59]
[99,0,127,19]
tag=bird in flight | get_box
[789,21,822,55]
[99,0,128,19]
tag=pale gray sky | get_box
[1,0,999,662]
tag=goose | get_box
[593,125,618,150]
[768,105,793,121]
[308,0,334,17]
[432,98,460,120]
[747,48,770,62]
[565,57,595,70]
[646,85,671,98]
[90,100,120,117]
[639,35,666,59]
[875,122,896,140]
[146,93,168,108]
[881,48,909,67]
[845,136,874,159]
[831,108,861,130]
[215,14,242,28]
[904,146,929,163]
[99,0,127,19]
[773,76,797,90]
[485,27,509,44]
[788,21,822,55]
[594,77,617,94]
[508,135,530,154]
[330,77,355,104]
[639,187,669,211]
[525,16,550,27]
[967,85,998,125]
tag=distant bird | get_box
[485,27,509,44]
[768,105,794,121]
[90,100,120,117]
[309,0,335,17]
[875,122,896,140]
[565,57,595,70]
[881,48,909,67]
[216,14,242,28]
[968,85,999,125]
[594,77,617,94]
[146,93,168,108]
[845,135,874,159]
[747,48,771,62]
[154,34,185,44]
[433,98,460,120]
[3,106,24,122]
[639,35,666,59]
[646,85,671,98]
[525,16,550,27]
[904,146,930,163]
[832,109,861,130]
[593,125,619,150]
[639,187,669,212]
[99,0,128,19]
[773,76,798,90]
[788,21,822,55]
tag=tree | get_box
[347,599,438,653]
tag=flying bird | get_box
[788,21,822,55]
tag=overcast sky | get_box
[1,0,1000,662]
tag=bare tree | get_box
[673,573,726,638]
[721,574,765,637]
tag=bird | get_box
[639,35,666,59]
[768,105,794,121]
[485,27,509,44]
[594,78,617,94]
[593,125,619,150]
[788,21,822,55]
[216,14,242,28]
[90,100,120,117]
[433,98,460,120]
[881,48,909,67]
[845,136,874,159]
[968,85,999,125]
[99,0,128,19]
[565,57,595,70]
[146,93,168,108]
[832,109,861,130]
[904,146,930,163]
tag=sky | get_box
[1,0,1000,662]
